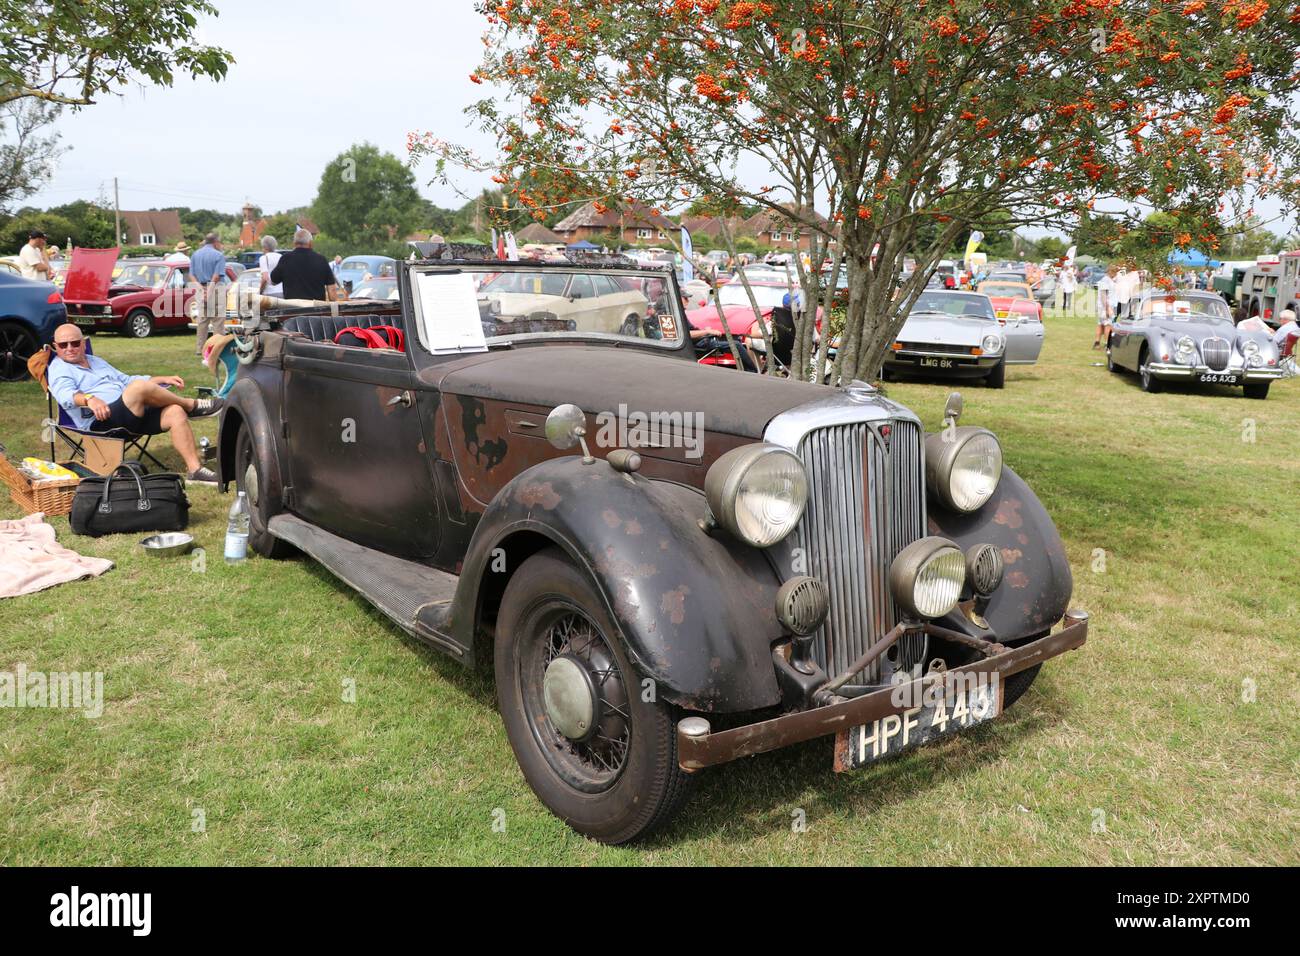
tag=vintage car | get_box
[349,276,400,301]
[335,255,396,291]
[883,289,1042,387]
[216,255,1087,843]
[477,269,649,336]
[63,249,238,337]
[1107,289,1283,399]
[977,279,1044,323]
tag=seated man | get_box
[46,324,223,484]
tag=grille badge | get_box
[877,423,893,452]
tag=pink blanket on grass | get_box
[0,513,114,599]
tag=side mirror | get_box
[546,403,594,463]
[943,392,963,425]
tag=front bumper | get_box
[1146,362,1284,382]
[885,351,1001,375]
[675,611,1088,770]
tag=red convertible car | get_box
[686,280,821,345]
[977,279,1044,323]
[64,247,238,338]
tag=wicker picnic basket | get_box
[0,448,81,517]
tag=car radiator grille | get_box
[1201,337,1231,371]
[792,420,926,688]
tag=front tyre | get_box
[496,548,693,844]
[1001,664,1041,710]
[1138,348,1162,392]
[1243,381,1270,400]
[985,356,1006,389]
[235,422,295,558]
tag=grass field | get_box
[1,295,1297,865]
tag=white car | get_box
[479,270,651,336]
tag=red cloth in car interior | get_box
[334,325,405,351]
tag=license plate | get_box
[1198,372,1239,384]
[919,357,954,368]
[996,310,1009,318]
[834,677,1003,771]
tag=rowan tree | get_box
[415,0,1300,382]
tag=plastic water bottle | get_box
[224,491,250,563]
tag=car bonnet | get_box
[434,344,831,440]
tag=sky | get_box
[20,0,1297,243]
[26,0,499,216]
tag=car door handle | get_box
[386,390,413,408]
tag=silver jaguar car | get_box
[1107,289,1283,399]
[883,289,1043,389]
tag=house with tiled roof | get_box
[680,214,750,242]
[120,210,182,248]
[552,200,677,245]
[743,204,831,252]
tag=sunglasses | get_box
[53,340,84,349]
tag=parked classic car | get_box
[478,269,650,335]
[0,271,66,381]
[63,249,238,337]
[216,256,1087,843]
[1107,289,1283,398]
[349,276,400,301]
[977,279,1045,323]
[335,255,396,291]
[883,289,1042,387]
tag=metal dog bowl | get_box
[140,532,195,557]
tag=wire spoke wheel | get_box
[495,548,693,843]
[523,605,632,792]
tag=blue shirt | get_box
[190,244,226,285]
[49,355,150,430]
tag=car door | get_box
[1003,311,1045,364]
[563,272,605,331]
[281,336,441,559]
[156,267,189,328]
[1108,310,1139,367]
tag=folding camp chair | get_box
[29,340,165,476]
[1282,331,1299,378]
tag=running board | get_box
[268,514,463,658]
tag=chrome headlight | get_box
[1241,339,1260,358]
[705,443,808,547]
[889,537,967,619]
[981,333,1003,355]
[924,427,1003,513]
[1175,335,1196,365]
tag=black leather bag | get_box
[69,465,190,537]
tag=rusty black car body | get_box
[216,253,1087,843]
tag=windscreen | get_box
[412,265,685,347]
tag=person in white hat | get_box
[164,240,191,265]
